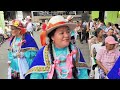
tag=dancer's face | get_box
[52,26,71,48]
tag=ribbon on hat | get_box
[47,21,66,30]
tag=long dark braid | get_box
[48,29,58,79]
[49,38,58,79]
[68,44,78,79]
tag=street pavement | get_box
[0,31,90,79]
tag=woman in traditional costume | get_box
[25,15,89,79]
[8,19,39,79]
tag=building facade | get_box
[31,11,90,22]
[4,11,31,20]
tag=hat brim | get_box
[107,41,118,44]
[65,19,68,22]
[46,23,76,36]
[11,25,22,30]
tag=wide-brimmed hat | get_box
[105,36,118,44]
[46,15,76,36]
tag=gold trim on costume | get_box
[25,45,51,76]
[21,47,38,52]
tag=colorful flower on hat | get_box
[13,20,20,27]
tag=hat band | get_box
[47,21,66,30]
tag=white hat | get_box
[66,15,74,21]
[26,16,31,20]
[46,15,76,36]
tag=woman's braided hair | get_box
[48,28,78,79]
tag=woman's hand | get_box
[103,68,108,75]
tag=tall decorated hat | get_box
[46,15,76,36]
[11,19,26,34]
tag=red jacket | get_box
[40,30,47,46]
[42,23,47,31]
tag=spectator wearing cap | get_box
[96,36,120,79]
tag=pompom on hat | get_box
[46,15,76,36]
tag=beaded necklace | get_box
[52,44,71,79]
